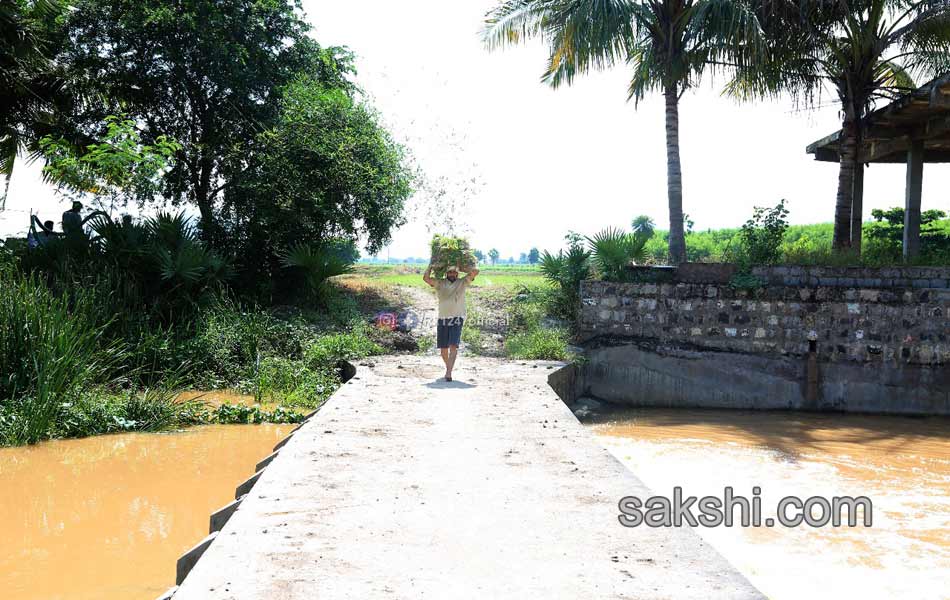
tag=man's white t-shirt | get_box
[435,275,471,319]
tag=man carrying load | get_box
[423,262,478,382]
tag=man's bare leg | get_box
[446,345,459,379]
[440,347,451,379]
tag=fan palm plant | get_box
[484,0,763,264]
[279,241,356,304]
[730,1,950,253]
[539,243,592,317]
[587,226,651,281]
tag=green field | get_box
[346,264,544,290]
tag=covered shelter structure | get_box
[807,74,950,258]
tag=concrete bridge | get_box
[159,356,762,599]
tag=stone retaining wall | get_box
[579,278,950,366]
[577,272,950,414]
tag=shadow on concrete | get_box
[425,380,478,389]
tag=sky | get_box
[3,0,948,260]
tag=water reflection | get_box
[588,408,950,600]
[0,424,293,600]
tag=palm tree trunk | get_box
[851,160,864,254]
[0,172,10,212]
[832,113,858,251]
[664,84,686,264]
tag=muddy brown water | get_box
[0,424,294,600]
[588,408,950,599]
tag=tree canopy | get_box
[222,77,413,288]
[57,0,359,239]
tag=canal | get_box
[3,406,947,599]
[587,409,950,599]
[0,424,293,600]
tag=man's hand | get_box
[466,267,480,283]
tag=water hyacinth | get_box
[429,234,478,277]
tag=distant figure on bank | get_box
[423,262,479,381]
[62,201,84,238]
[61,201,108,242]
[27,217,58,249]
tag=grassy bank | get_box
[0,257,388,446]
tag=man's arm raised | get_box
[423,263,437,288]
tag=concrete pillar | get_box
[903,140,924,260]
[851,162,865,253]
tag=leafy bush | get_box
[191,301,309,386]
[304,324,384,368]
[254,356,338,408]
[732,200,789,267]
[865,207,950,264]
[56,387,206,438]
[213,403,304,425]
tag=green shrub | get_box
[55,387,205,438]
[254,356,338,408]
[214,403,304,424]
[191,302,308,386]
[731,200,789,267]
[0,273,120,445]
[506,327,570,360]
[304,324,384,368]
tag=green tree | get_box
[528,247,540,264]
[57,0,352,240]
[40,116,180,210]
[484,0,761,264]
[473,249,486,262]
[732,1,950,253]
[223,78,412,294]
[488,248,500,264]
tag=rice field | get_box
[343,264,546,290]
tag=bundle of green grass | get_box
[430,234,478,277]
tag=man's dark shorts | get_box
[437,317,464,349]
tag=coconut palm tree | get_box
[730,1,950,253]
[483,0,762,264]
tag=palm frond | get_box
[482,0,556,50]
